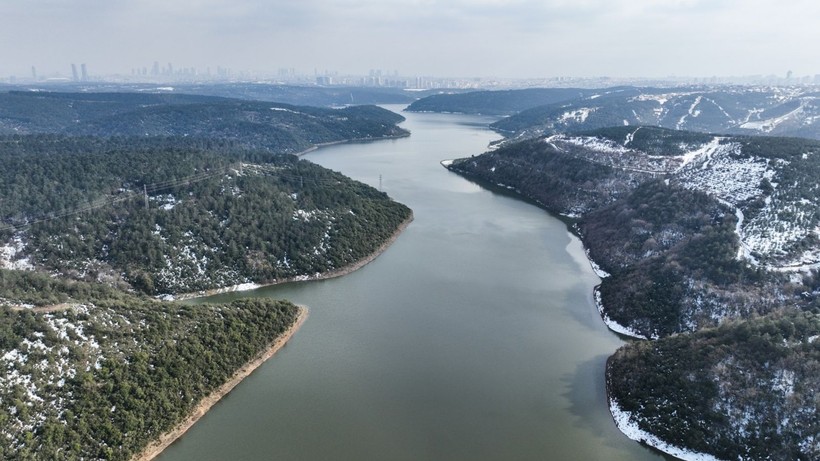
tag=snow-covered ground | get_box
[594,288,649,340]
[552,134,734,176]
[158,281,262,301]
[0,304,109,443]
[152,193,179,211]
[676,95,704,130]
[558,107,595,124]
[585,249,610,278]
[609,399,724,461]
[0,236,34,271]
[672,137,726,171]
[740,100,806,133]
[548,132,820,269]
[673,139,820,269]
[676,146,770,260]
[553,134,632,155]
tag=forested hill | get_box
[608,309,819,461]
[447,127,820,337]
[406,85,820,140]
[404,87,596,115]
[163,83,421,106]
[0,90,413,459]
[446,127,820,459]
[0,91,408,152]
[0,136,412,295]
[490,85,820,140]
[0,83,423,107]
[0,269,302,460]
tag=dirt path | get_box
[8,302,78,313]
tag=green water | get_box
[157,106,668,461]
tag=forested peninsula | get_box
[0,92,413,459]
[445,125,820,460]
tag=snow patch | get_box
[624,127,640,147]
[553,135,632,155]
[559,107,595,124]
[740,100,806,133]
[610,399,724,461]
[673,137,725,170]
[586,249,610,278]
[0,236,34,271]
[594,288,648,339]
[676,96,703,130]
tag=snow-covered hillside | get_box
[551,129,820,270]
[492,86,820,141]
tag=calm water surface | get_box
[158,105,668,461]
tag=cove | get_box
[156,105,670,461]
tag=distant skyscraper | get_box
[31,66,37,81]
[81,63,88,81]
[71,64,79,82]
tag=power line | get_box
[0,164,238,233]
[0,162,357,233]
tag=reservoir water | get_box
[157,106,668,461]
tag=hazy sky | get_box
[2,0,818,79]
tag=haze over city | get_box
[2,0,819,80]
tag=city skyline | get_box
[2,1,819,81]
[9,61,820,91]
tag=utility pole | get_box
[144,185,149,210]
[379,174,383,191]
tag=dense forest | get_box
[405,87,596,115]
[447,125,820,457]
[488,86,820,140]
[408,85,820,140]
[585,180,773,337]
[448,129,820,336]
[0,83,422,107]
[0,92,409,153]
[0,93,413,296]
[0,91,415,459]
[0,269,301,460]
[0,135,412,295]
[608,309,820,461]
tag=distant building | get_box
[71,64,79,82]
[81,63,88,81]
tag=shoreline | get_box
[593,286,648,340]
[444,163,636,339]
[445,163,646,340]
[293,132,410,157]
[605,358,723,461]
[448,161,712,457]
[131,305,309,461]
[171,213,413,301]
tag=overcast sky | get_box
[2,0,818,79]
